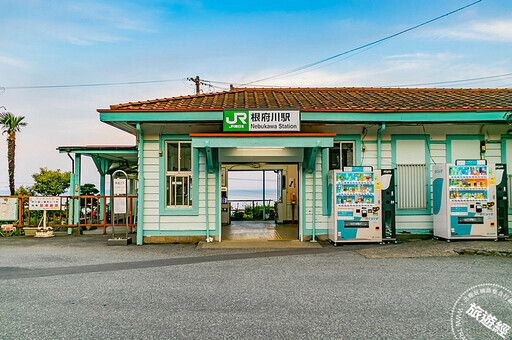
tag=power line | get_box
[242,0,482,86]
[385,72,512,88]
[2,78,184,90]
[207,72,512,90]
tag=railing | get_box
[229,199,276,220]
[1,195,137,234]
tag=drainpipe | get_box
[311,167,317,242]
[377,123,386,169]
[205,156,210,240]
[136,123,144,245]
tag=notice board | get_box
[0,197,18,221]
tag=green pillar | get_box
[67,173,75,232]
[92,156,111,223]
[136,123,144,245]
[73,154,81,228]
[99,173,106,221]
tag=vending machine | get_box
[495,164,509,238]
[328,166,382,244]
[380,169,397,242]
[433,160,497,240]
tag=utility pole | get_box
[187,76,201,95]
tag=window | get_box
[165,141,192,208]
[395,139,428,210]
[329,141,355,170]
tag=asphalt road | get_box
[0,237,510,339]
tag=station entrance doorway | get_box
[220,163,299,241]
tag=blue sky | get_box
[0,0,511,193]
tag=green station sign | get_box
[223,109,300,132]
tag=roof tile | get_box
[108,87,512,111]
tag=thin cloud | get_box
[426,19,512,42]
[384,52,461,60]
[0,55,28,68]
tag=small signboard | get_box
[0,197,18,221]
[223,109,300,132]
[113,178,127,195]
[113,197,127,214]
[29,197,61,211]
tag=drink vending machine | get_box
[433,160,498,240]
[328,166,393,244]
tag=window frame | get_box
[327,141,356,171]
[165,141,193,208]
[159,136,199,216]
[391,135,431,215]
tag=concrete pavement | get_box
[0,235,510,339]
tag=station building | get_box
[71,87,512,245]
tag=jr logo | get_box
[224,110,249,131]
[225,112,247,125]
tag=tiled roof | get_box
[106,87,512,112]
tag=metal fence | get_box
[1,195,137,234]
[396,164,427,210]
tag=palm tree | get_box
[0,111,27,195]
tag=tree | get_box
[14,185,35,196]
[0,111,27,195]
[32,168,71,196]
[80,183,99,196]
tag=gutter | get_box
[136,123,144,245]
[377,123,386,169]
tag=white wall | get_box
[142,141,216,232]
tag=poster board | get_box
[0,197,18,221]
[29,197,61,211]
[113,179,127,195]
[113,197,127,214]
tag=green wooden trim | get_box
[396,228,433,235]
[136,123,144,245]
[143,140,159,144]
[306,146,319,173]
[91,156,111,176]
[301,167,306,238]
[100,111,223,122]
[60,149,138,155]
[377,123,386,169]
[363,141,391,144]
[143,230,219,236]
[445,134,483,163]
[101,110,511,123]
[321,148,329,216]
[300,111,511,122]
[312,166,316,240]
[215,166,220,237]
[391,135,431,215]
[302,228,328,236]
[204,155,209,239]
[158,136,199,216]
[500,135,512,164]
[192,136,333,148]
[429,141,446,144]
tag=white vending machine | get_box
[433,160,498,240]
[328,166,382,244]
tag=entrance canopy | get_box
[190,133,335,174]
[57,145,138,175]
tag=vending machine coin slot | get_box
[476,204,482,213]
[361,209,367,217]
